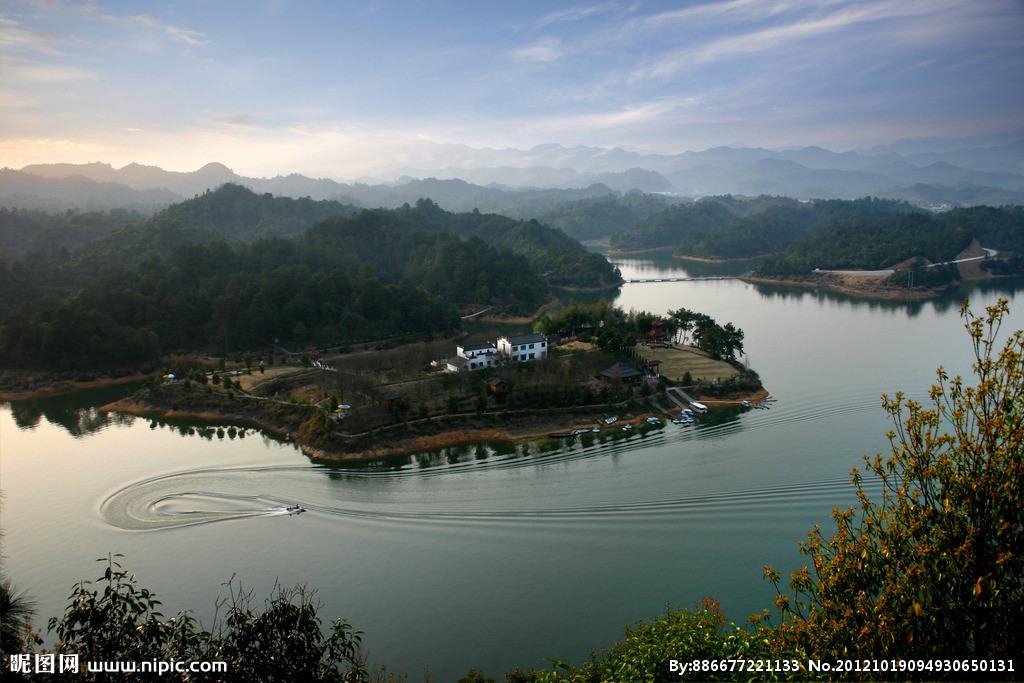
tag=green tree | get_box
[446,394,460,415]
[45,555,368,682]
[1,579,37,659]
[765,298,1023,660]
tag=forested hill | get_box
[383,198,622,288]
[0,218,539,371]
[78,183,361,263]
[0,185,363,321]
[0,186,621,322]
[0,196,624,372]
[0,206,149,259]
[609,196,922,257]
[756,205,1024,276]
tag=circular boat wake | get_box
[100,461,860,531]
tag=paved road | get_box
[817,247,998,276]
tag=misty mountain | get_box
[355,165,675,193]
[0,168,180,212]
[6,131,1022,217]
[20,161,242,197]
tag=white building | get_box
[453,342,500,372]
[497,333,548,363]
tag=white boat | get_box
[284,505,306,515]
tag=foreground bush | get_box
[9,554,369,682]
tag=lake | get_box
[2,257,1022,680]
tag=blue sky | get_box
[2,0,1022,177]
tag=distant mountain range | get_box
[3,132,1022,213]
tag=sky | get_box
[2,0,1023,178]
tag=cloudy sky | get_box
[2,0,1022,178]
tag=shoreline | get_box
[0,373,152,402]
[99,385,768,464]
[740,272,951,300]
[674,253,771,264]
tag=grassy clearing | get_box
[635,343,740,383]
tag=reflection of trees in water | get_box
[749,276,1024,317]
[7,400,134,436]
[5,383,145,435]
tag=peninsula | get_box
[98,305,766,463]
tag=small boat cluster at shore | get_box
[549,408,704,438]
[671,408,696,424]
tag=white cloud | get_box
[200,114,267,132]
[508,36,567,63]
[0,55,96,83]
[0,15,65,54]
[534,2,621,29]
[128,14,208,47]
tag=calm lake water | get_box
[3,257,1023,680]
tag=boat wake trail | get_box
[100,460,859,531]
[99,466,317,531]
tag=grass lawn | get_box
[635,343,740,384]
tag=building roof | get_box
[460,342,497,352]
[447,356,469,369]
[504,332,547,345]
[599,361,643,380]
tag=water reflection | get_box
[747,278,1024,316]
[608,254,1024,318]
[6,391,138,436]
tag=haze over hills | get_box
[4,133,1023,214]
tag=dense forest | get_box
[606,195,1024,280]
[377,198,622,289]
[0,206,149,258]
[757,204,1024,276]
[609,195,923,258]
[526,190,674,242]
[1,230,488,371]
[0,186,621,322]
[0,186,361,319]
[0,190,625,372]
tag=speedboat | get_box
[285,505,306,514]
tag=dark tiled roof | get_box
[461,342,497,352]
[506,332,547,345]
[599,361,642,379]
